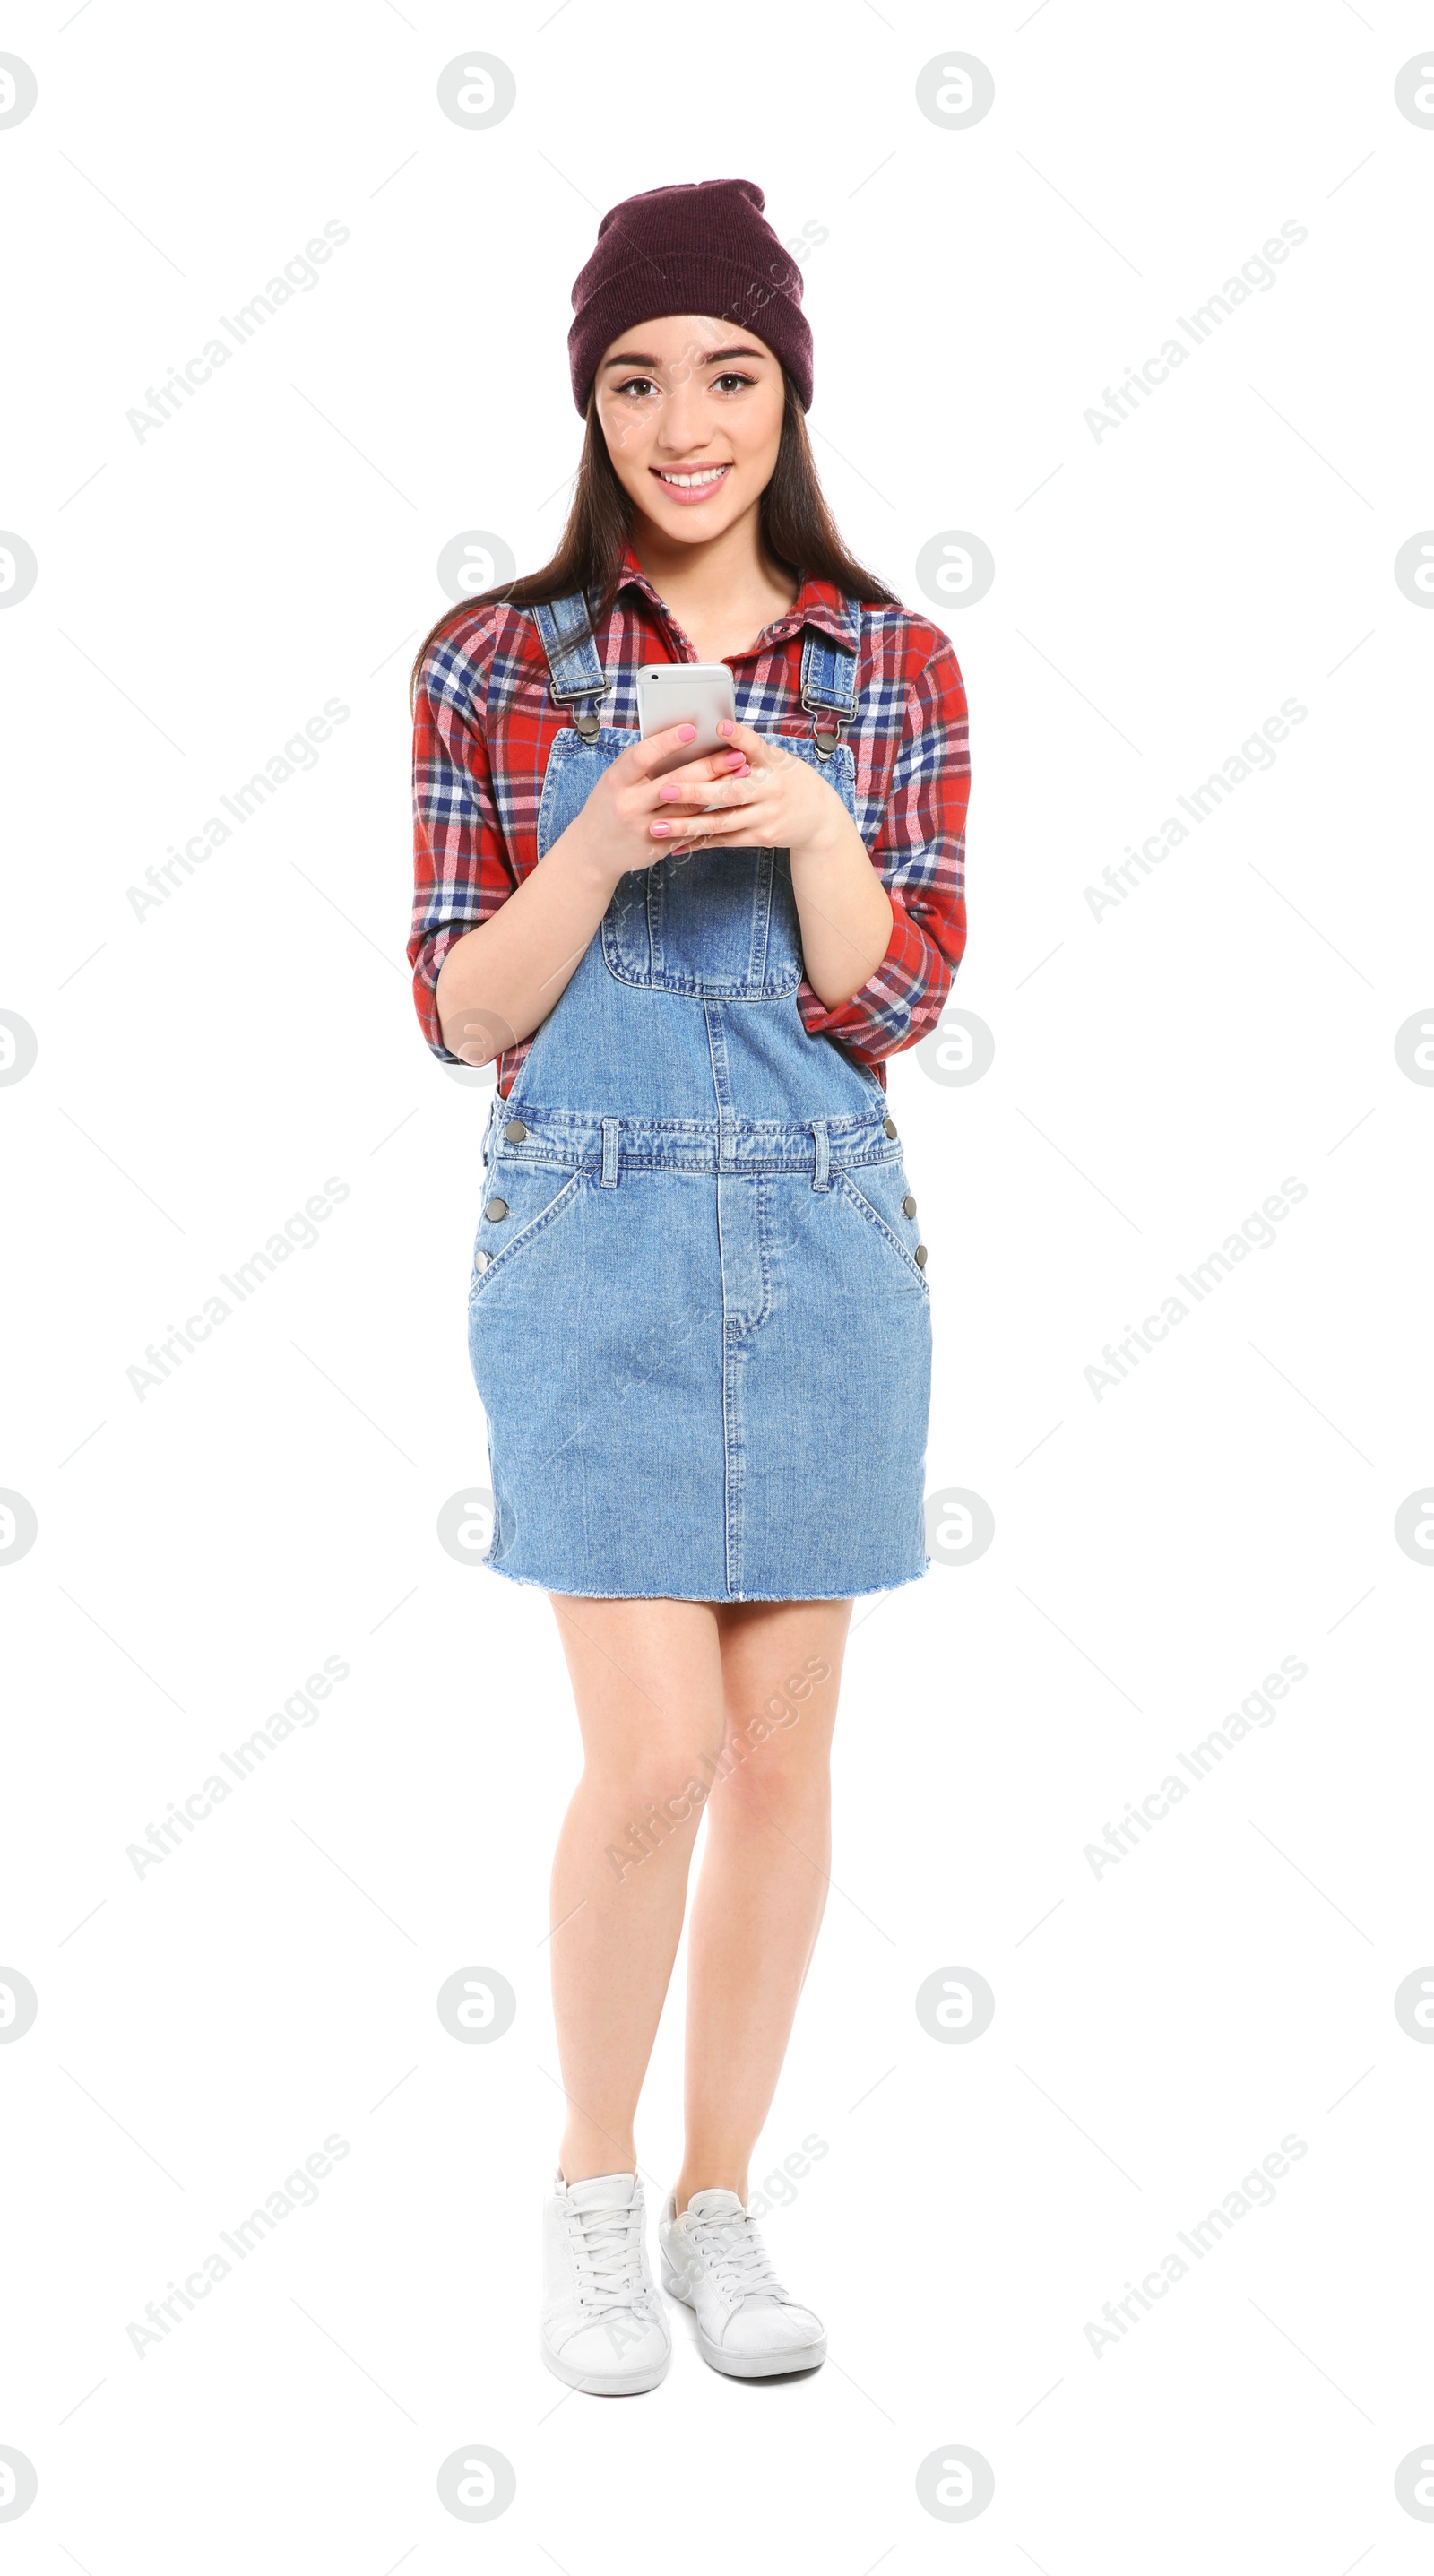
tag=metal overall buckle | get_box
[549,690,608,743]
[799,620,857,760]
[800,668,850,763]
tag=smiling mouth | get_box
[652,462,732,490]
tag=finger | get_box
[715,718,773,763]
[652,747,752,786]
[639,750,750,806]
[649,801,765,844]
[653,770,756,809]
[624,721,701,778]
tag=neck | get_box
[626,501,799,654]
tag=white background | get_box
[3,0,1433,2565]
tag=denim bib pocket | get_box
[601,846,802,998]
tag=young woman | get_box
[409,178,969,2393]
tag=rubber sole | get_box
[661,2265,826,2378]
[540,2333,670,2396]
[690,2327,827,2379]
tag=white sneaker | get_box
[540,2172,670,2394]
[659,2186,826,2377]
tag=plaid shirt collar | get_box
[610,543,861,658]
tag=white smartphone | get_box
[635,662,738,777]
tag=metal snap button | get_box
[883,1118,898,1139]
[902,1193,917,1217]
[914,1243,928,1269]
[484,1197,509,1221]
[474,1251,491,1272]
[504,1119,528,1142]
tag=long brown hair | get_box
[410,369,899,700]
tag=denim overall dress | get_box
[466,590,932,1601]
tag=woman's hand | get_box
[641,721,890,1009]
[564,722,753,883]
[643,718,846,862]
[648,717,895,1010]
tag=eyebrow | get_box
[601,344,769,371]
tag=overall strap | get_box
[799,609,860,761]
[531,592,612,741]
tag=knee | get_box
[708,1729,830,1832]
[582,1724,724,1828]
[595,1758,717,1880]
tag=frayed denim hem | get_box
[478,1557,931,1604]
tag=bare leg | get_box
[673,1599,851,2211]
[548,1595,727,2184]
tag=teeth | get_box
[660,466,729,488]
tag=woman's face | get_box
[592,314,786,543]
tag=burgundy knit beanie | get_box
[567,178,813,416]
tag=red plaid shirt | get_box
[410,544,969,1095]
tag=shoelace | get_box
[567,2196,650,2316]
[682,2205,789,2306]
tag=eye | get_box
[613,375,659,399]
[712,372,755,394]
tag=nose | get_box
[657,370,713,455]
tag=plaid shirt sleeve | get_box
[796,636,969,1064]
[409,625,514,1062]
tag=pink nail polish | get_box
[677,722,697,740]
[652,821,671,835]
